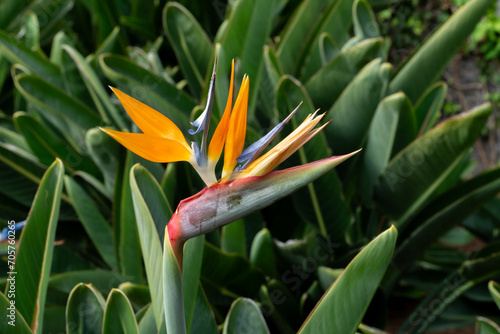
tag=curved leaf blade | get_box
[298,226,397,334]
[103,289,139,334]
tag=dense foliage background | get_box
[0,0,500,333]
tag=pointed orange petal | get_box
[101,128,192,163]
[207,60,234,162]
[222,76,249,178]
[111,87,189,149]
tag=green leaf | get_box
[388,0,495,103]
[324,58,392,155]
[374,103,492,225]
[99,54,194,132]
[117,153,146,284]
[223,298,270,334]
[14,112,98,175]
[0,0,30,30]
[219,0,276,116]
[129,164,166,327]
[61,45,126,129]
[276,0,332,75]
[103,289,139,334]
[359,93,415,205]
[0,30,64,88]
[221,219,246,256]
[306,38,386,112]
[189,285,218,334]
[296,0,355,80]
[64,176,118,270]
[9,159,64,333]
[86,128,119,196]
[414,82,447,135]
[353,0,380,39]
[0,143,46,207]
[392,166,500,271]
[298,226,397,334]
[66,283,105,334]
[476,317,500,334]
[202,242,266,296]
[276,75,351,241]
[48,270,126,296]
[250,228,278,278]
[489,281,500,311]
[162,2,213,99]
[0,291,31,333]
[14,74,101,152]
[21,11,40,50]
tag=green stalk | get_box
[163,228,187,334]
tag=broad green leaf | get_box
[14,112,98,175]
[163,2,213,99]
[221,219,246,256]
[129,164,165,327]
[0,291,31,333]
[21,11,40,50]
[374,103,492,225]
[353,0,380,39]
[62,45,126,129]
[14,74,101,152]
[400,252,500,334]
[99,54,194,132]
[161,162,177,209]
[189,284,218,334]
[258,285,295,334]
[297,0,355,80]
[202,242,266,297]
[476,317,500,334]
[489,281,500,311]
[49,270,126,296]
[298,226,397,334]
[415,82,447,135]
[137,305,158,334]
[223,298,270,334]
[276,75,351,241]
[66,283,105,334]
[258,45,284,118]
[118,283,151,311]
[0,30,64,88]
[392,166,500,271]
[250,228,278,278]
[324,58,392,155]
[0,0,30,30]
[389,0,495,103]
[276,0,332,74]
[219,0,276,117]
[305,38,385,111]
[103,289,139,334]
[0,143,45,207]
[317,266,343,291]
[49,31,73,65]
[9,159,64,333]
[359,93,415,205]
[117,153,145,283]
[64,176,118,270]
[86,128,119,196]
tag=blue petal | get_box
[189,59,217,136]
[0,221,26,241]
[237,103,301,169]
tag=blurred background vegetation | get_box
[0,0,500,333]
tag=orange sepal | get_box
[207,60,234,162]
[101,128,192,163]
[110,87,189,149]
[222,75,249,178]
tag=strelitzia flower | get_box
[102,59,359,266]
